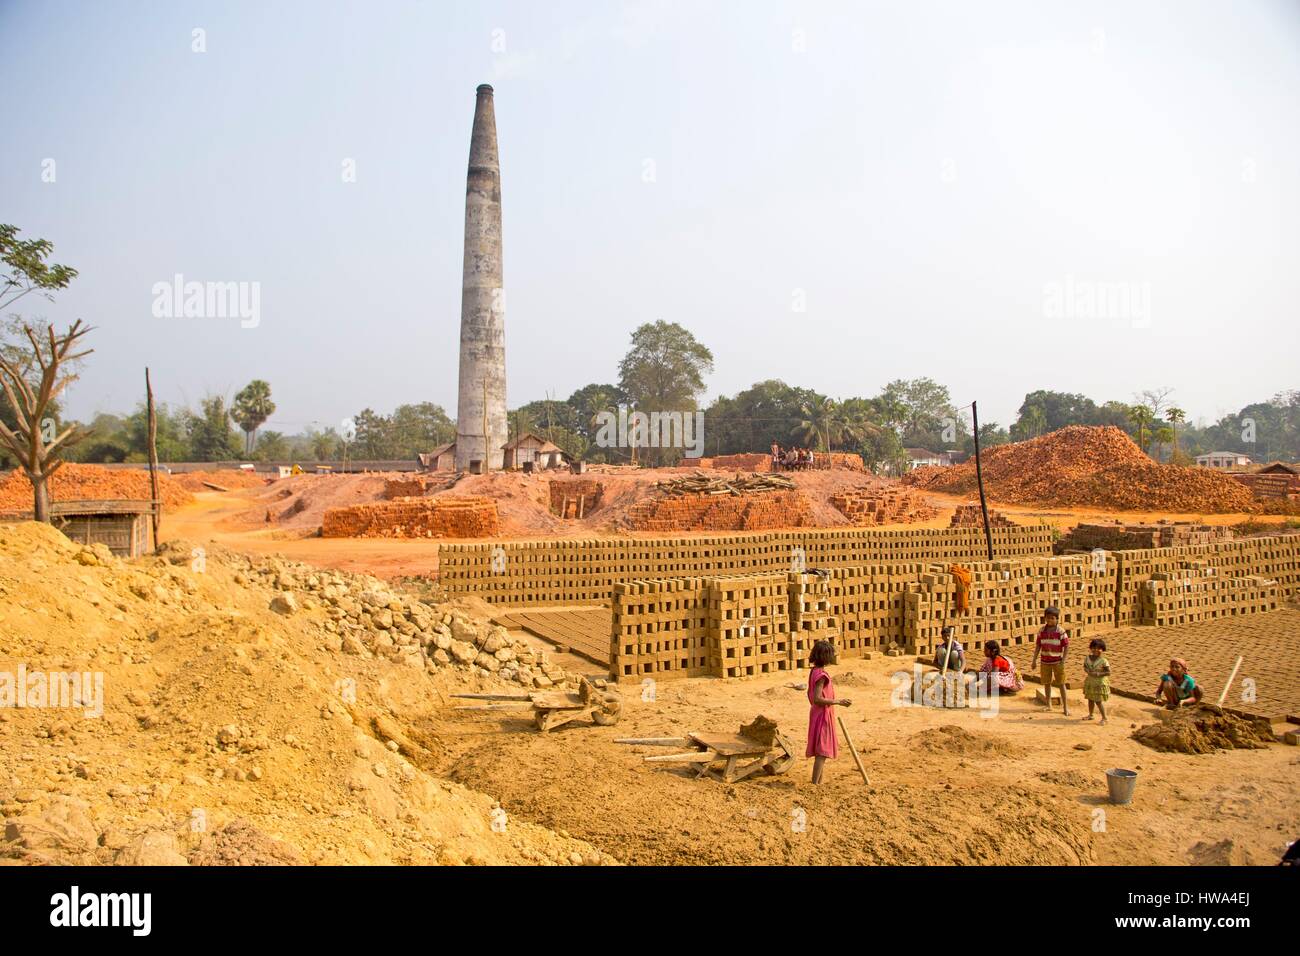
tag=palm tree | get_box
[1128,404,1154,454]
[1022,405,1047,439]
[796,397,842,451]
[1167,406,1186,462]
[232,380,276,456]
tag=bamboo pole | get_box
[837,715,869,785]
[1216,655,1244,707]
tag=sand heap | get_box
[0,463,193,511]
[1131,703,1276,754]
[0,521,612,866]
[904,426,1255,513]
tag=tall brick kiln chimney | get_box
[455,83,507,471]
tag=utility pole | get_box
[972,401,994,561]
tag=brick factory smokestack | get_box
[455,83,507,471]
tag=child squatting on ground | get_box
[1153,657,1203,709]
[806,639,851,784]
[1081,638,1111,725]
[1030,605,1069,716]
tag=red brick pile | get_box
[816,452,866,471]
[321,495,499,538]
[828,487,937,526]
[1230,472,1300,500]
[0,463,193,509]
[620,489,813,532]
[949,504,1019,528]
[904,426,1256,513]
[549,479,603,518]
[682,453,772,471]
[382,477,430,500]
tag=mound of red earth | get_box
[0,463,193,511]
[904,426,1255,513]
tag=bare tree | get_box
[0,320,94,521]
[1136,386,1175,422]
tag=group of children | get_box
[805,606,1204,782]
[770,444,817,471]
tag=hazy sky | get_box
[3,0,1297,437]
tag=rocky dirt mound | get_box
[908,724,1028,758]
[904,426,1255,513]
[0,520,612,866]
[1131,703,1276,754]
[0,463,193,510]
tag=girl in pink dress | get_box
[807,640,852,784]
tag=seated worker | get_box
[932,626,965,673]
[978,640,1023,695]
[1153,657,1203,708]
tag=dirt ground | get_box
[144,490,1300,867]
[424,652,1299,866]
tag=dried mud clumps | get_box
[1131,703,1276,754]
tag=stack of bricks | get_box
[902,553,1118,657]
[620,489,813,532]
[822,563,926,654]
[706,575,792,678]
[1112,537,1299,625]
[609,578,710,683]
[322,495,499,539]
[382,477,430,499]
[548,478,603,518]
[439,526,1058,606]
[948,504,1019,528]
[1139,570,1279,627]
[681,453,772,471]
[1058,521,1231,552]
[787,572,839,666]
[812,452,867,471]
[828,487,938,526]
[1230,472,1299,500]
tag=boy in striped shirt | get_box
[1030,606,1070,716]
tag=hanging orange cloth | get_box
[948,564,973,614]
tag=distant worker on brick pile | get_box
[771,441,782,471]
[1030,606,1070,716]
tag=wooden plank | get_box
[687,733,769,757]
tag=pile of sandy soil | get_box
[0,463,193,510]
[908,725,1028,758]
[905,426,1255,513]
[0,520,613,866]
[1131,703,1277,754]
[172,469,270,492]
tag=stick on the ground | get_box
[1216,655,1244,707]
[837,715,869,785]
